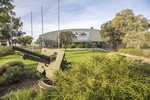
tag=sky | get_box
[13,0,150,40]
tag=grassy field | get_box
[0,50,41,71]
[1,49,150,72]
[0,49,108,71]
[65,50,108,62]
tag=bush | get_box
[29,70,43,79]
[76,44,84,48]
[0,46,14,57]
[118,48,150,58]
[84,42,92,48]
[1,54,150,100]
[62,43,77,48]
[68,43,76,48]
[52,54,150,100]
[61,44,65,48]
[1,89,52,100]
[0,61,25,85]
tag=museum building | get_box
[39,28,104,48]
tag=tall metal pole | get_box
[31,11,33,51]
[58,0,60,49]
[41,6,44,48]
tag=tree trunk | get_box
[7,39,11,46]
[112,41,117,50]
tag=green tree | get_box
[122,15,149,48]
[100,21,122,49]
[59,31,76,50]
[143,31,150,45]
[0,0,25,46]
[18,36,33,46]
[34,37,40,45]
[100,9,150,49]
[12,38,18,45]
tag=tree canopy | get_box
[100,9,150,49]
[59,31,76,50]
[0,0,25,46]
[18,36,33,46]
[34,37,40,45]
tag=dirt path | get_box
[96,48,150,64]
[118,53,150,64]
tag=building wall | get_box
[39,28,103,48]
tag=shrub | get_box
[142,49,150,58]
[76,44,84,48]
[0,61,25,85]
[84,42,92,48]
[1,89,52,100]
[61,44,65,48]
[66,43,76,48]
[67,44,73,48]
[29,70,43,79]
[1,54,150,100]
[52,54,150,100]
[0,46,14,57]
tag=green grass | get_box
[65,50,108,62]
[0,49,108,73]
[0,50,41,71]
[1,49,149,73]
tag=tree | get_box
[34,37,40,45]
[100,21,123,49]
[59,31,76,50]
[12,38,18,45]
[18,36,33,46]
[100,9,150,49]
[0,0,25,46]
[124,31,150,48]
[122,14,149,48]
[143,31,150,45]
